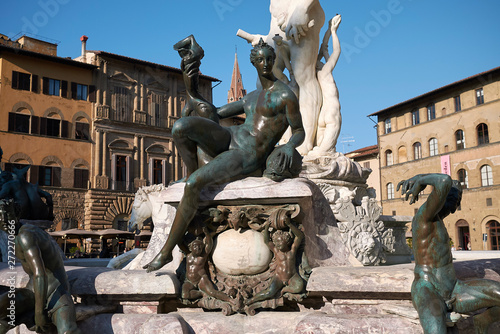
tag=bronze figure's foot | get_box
[143,252,173,272]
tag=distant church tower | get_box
[227,52,246,103]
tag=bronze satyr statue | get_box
[398,174,500,334]
[0,166,53,221]
[143,39,305,272]
[246,219,305,305]
[180,227,233,303]
[0,199,80,334]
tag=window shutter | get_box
[40,117,47,135]
[73,169,81,188]
[42,77,49,94]
[31,116,40,134]
[53,167,62,187]
[82,169,89,188]
[12,71,18,89]
[71,82,77,99]
[32,75,38,93]
[61,80,68,98]
[30,165,39,185]
[61,120,69,138]
[8,113,16,132]
[89,85,96,102]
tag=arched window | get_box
[387,183,394,200]
[75,117,90,140]
[477,123,489,146]
[385,150,393,166]
[457,169,468,189]
[488,220,500,250]
[455,130,465,150]
[8,108,32,134]
[480,165,493,186]
[413,142,422,160]
[429,138,438,156]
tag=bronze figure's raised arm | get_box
[399,174,500,334]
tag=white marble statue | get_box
[310,14,342,157]
[238,0,326,155]
[125,184,182,271]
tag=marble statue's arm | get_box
[18,232,49,331]
[397,174,452,222]
[318,15,341,70]
[217,99,245,119]
[282,0,319,44]
[236,29,267,47]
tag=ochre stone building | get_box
[0,35,95,231]
[0,34,219,253]
[370,66,500,251]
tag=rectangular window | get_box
[486,198,493,207]
[427,103,436,121]
[72,82,88,100]
[12,71,31,91]
[476,88,484,105]
[384,119,391,134]
[47,78,60,96]
[454,96,461,112]
[38,166,61,187]
[112,86,131,122]
[76,84,88,100]
[114,155,128,191]
[73,169,89,189]
[363,162,370,169]
[411,110,419,125]
[152,159,163,185]
[46,118,61,137]
[75,122,90,140]
[8,112,30,133]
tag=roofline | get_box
[89,50,221,82]
[369,66,500,117]
[0,44,97,70]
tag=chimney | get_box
[80,35,88,62]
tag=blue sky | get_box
[2,0,500,152]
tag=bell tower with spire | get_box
[227,51,246,103]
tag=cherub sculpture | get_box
[246,219,305,305]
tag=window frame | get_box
[454,95,461,112]
[387,183,394,200]
[427,103,436,121]
[475,88,484,105]
[12,71,32,91]
[413,142,422,160]
[455,130,465,150]
[457,169,468,189]
[480,164,493,187]
[477,123,489,146]
[385,150,393,166]
[384,118,392,134]
[411,109,420,125]
[429,138,438,156]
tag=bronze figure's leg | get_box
[144,148,251,272]
[452,279,500,334]
[411,279,448,334]
[50,293,81,334]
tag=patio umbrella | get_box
[97,229,134,256]
[50,229,100,254]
